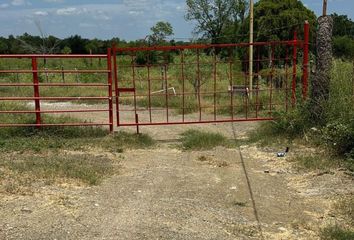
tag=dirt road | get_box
[1,103,352,239]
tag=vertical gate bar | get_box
[269,45,275,116]
[213,49,217,121]
[197,49,202,121]
[243,66,248,115]
[243,49,248,119]
[131,54,138,126]
[135,114,140,134]
[181,50,185,122]
[285,48,289,112]
[292,31,298,107]
[113,47,120,126]
[107,48,114,132]
[229,49,234,120]
[147,61,152,123]
[245,47,249,120]
[302,21,310,100]
[164,61,169,123]
[31,57,41,127]
[256,46,261,118]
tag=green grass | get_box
[0,102,155,153]
[0,101,156,195]
[0,129,155,153]
[320,225,354,240]
[1,154,113,186]
[180,130,229,150]
[290,154,342,171]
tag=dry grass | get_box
[0,153,114,194]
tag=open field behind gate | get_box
[0,23,309,130]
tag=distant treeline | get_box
[0,34,190,55]
[0,12,353,59]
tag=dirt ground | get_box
[0,103,353,239]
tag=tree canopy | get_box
[185,0,248,44]
[332,13,354,38]
[331,14,354,58]
[250,0,316,42]
[149,21,174,44]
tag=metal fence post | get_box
[31,57,41,127]
[292,31,298,107]
[302,21,310,100]
[107,48,114,132]
[112,46,120,127]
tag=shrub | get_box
[321,121,354,156]
[267,105,310,137]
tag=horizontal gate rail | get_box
[0,49,114,132]
[114,40,304,52]
[0,54,107,58]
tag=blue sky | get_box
[0,0,352,40]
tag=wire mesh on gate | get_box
[0,50,114,131]
[113,27,309,127]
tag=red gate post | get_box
[107,48,114,132]
[292,31,298,107]
[112,46,120,127]
[302,21,310,100]
[31,57,41,127]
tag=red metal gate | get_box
[0,49,114,131]
[113,22,309,128]
[0,23,309,132]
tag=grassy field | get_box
[0,109,155,194]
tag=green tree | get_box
[85,39,102,54]
[185,0,247,44]
[331,13,354,38]
[62,35,89,54]
[333,36,354,59]
[0,37,9,54]
[331,13,354,58]
[149,21,174,44]
[61,46,72,54]
[250,0,316,42]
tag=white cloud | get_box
[43,0,64,2]
[56,7,85,15]
[0,3,9,9]
[93,10,111,21]
[79,22,97,28]
[128,10,143,16]
[55,6,111,21]
[34,11,49,16]
[11,0,26,6]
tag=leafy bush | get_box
[267,105,310,137]
[333,36,354,59]
[321,121,354,156]
[260,60,354,161]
